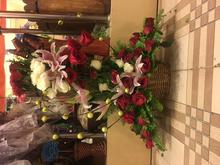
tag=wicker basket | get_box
[148,64,170,99]
[74,139,106,161]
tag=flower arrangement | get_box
[9,11,171,151]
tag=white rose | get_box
[99,83,108,92]
[46,88,57,99]
[30,59,45,74]
[124,62,134,73]
[57,80,70,93]
[115,59,124,68]
[90,60,102,70]
[36,72,51,91]
[30,72,40,86]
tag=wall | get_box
[152,0,220,165]
[108,0,157,165]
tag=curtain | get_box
[0,0,6,112]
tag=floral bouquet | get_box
[9,11,171,151]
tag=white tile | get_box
[203,111,210,122]
[191,10,196,21]
[201,159,209,165]
[202,135,209,148]
[190,129,196,139]
[186,116,190,126]
[185,136,190,145]
[196,0,202,7]
[197,121,202,131]
[191,108,197,118]
[196,143,202,154]
[210,126,220,142]
[195,18,201,29]
[208,10,215,23]
[202,2,208,14]
[217,0,220,7]
[189,149,195,165]
[209,151,220,165]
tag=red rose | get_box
[9,63,21,72]
[132,92,147,106]
[146,139,154,149]
[17,94,27,103]
[69,51,87,65]
[144,18,154,35]
[145,40,154,52]
[141,57,151,73]
[111,70,119,84]
[123,112,135,124]
[79,31,93,46]
[67,38,81,51]
[66,67,78,83]
[118,48,126,58]
[145,18,154,27]
[90,69,97,79]
[130,32,140,47]
[138,117,146,126]
[10,71,23,82]
[116,94,131,110]
[133,48,142,60]
[138,77,148,88]
[144,26,153,35]
[11,82,24,96]
[78,80,87,89]
[142,130,151,138]
[121,76,133,89]
[122,53,133,62]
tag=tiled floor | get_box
[153,0,220,164]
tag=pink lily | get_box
[72,82,92,109]
[133,55,144,87]
[35,42,68,72]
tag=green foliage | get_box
[153,134,166,151]
[92,25,109,39]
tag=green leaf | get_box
[153,134,166,151]
[153,99,163,112]
[133,124,142,135]
[160,40,173,48]
[135,40,145,49]
[147,123,157,132]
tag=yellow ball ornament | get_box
[42,107,48,113]
[105,98,111,104]
[118,110,124,117]
[35,100,41,106]
[76,13,82,18]
[77,133,84,140]
[62,114,69,120]
[87,112,94,119]
[98,37,103,41]
[48,38,54,43]
[101,127,108,133]
[41,116,48,122]
[52,134,59,140]
[57,20,64,25]
[124,88,129,94]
